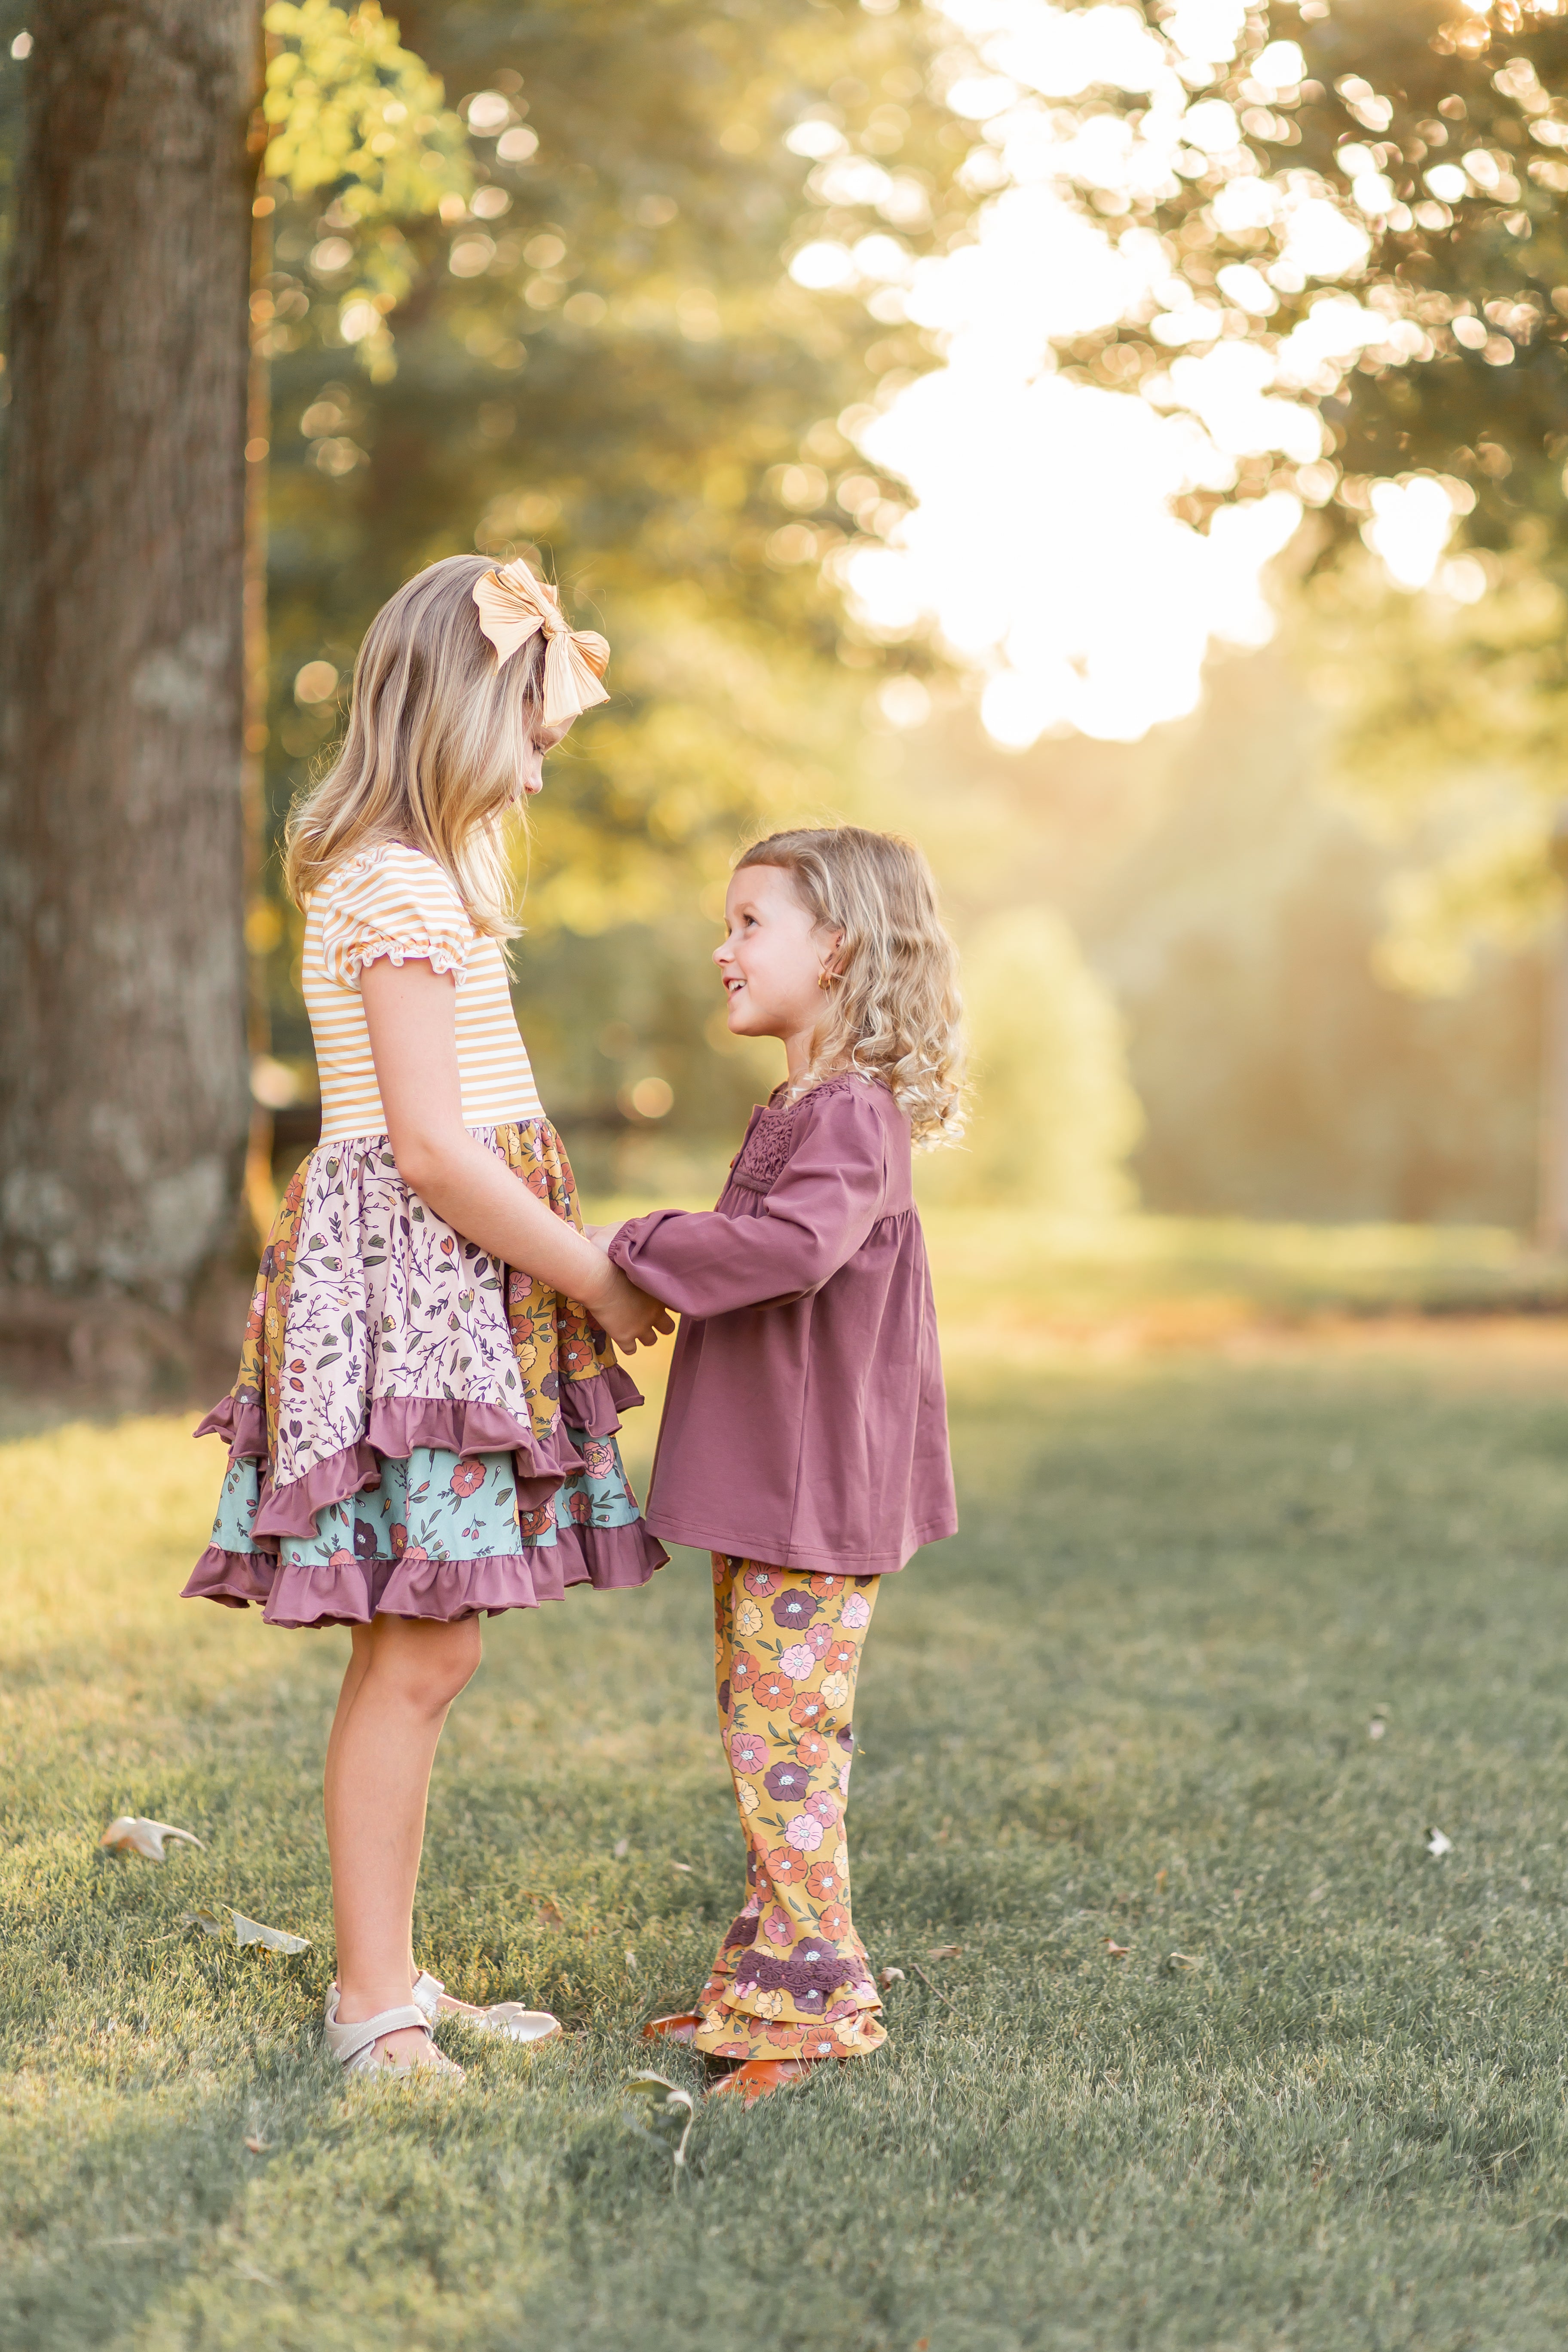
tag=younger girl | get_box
[187,554,671,2080]
[600,826,962,2102]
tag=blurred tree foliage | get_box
[920,905,1143,1213]
[250,0,968,1164]
[952,0,1568,995]
[261,0,473,377]
[1016,0,1568,541]
[1307,543,1566,992]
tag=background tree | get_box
[0,0,481,1312]
[0,1,259,1305]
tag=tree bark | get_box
[0,0,260,1305]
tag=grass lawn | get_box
[9,1235,1568,2347]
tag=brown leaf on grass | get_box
[1165,1951,1202,1972]
[1105,1940,1131,1959]
[927,1943,962,1959]
[1155,1869,1168,1893]
[243,2135,270,2154]
[100,1816,203,1861]
[671,1862,694,1874]
[181,1907,309,1954]
[536,1899,564,1930]
[878,1966,905,1988]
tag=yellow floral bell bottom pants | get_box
[690,1555,886,2064]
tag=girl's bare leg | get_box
[324,1612,482,2065]
[324,1623,374,1795]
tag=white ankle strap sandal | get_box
[413,1970,561,2045]
[322,1986,464,2078]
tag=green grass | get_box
[10,1278,1568,2345]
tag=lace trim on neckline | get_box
[732,1074,870,1191]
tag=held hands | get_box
[582,1249,674,1353]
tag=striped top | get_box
[303,842,543,1142]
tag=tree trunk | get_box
[0,0,260,1306]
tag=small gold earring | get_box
[818,967,836,990]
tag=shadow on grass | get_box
[0,2052,342,2352]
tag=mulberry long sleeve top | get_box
[607,1072,956,1575]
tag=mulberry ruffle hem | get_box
[184,1117,667,1628]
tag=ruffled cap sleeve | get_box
[317,844,475,990]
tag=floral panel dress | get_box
[184,842,665,1628]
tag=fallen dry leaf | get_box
[909,1961,958,2008]
[182,1907,309,1954]
[612,1839,630,1860]
[1369,1716,1387,1740]
[927,1943,962,1960]
[1427,1827,1454,1859]
[1154,1869,1168,1893]
[1105,1940,1131,1959]
[100,1816,203,1862]
[878,1966,905,1988]
[243,2135,270,2155]
[232,1911,309,1955]
[671,1862,694,1874]
[536,1899,565,1930]
[624,1949,638,1972]
[1307,1884,1328,1905]
[1166,1951,1201,1972]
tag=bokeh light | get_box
[833,0,1445,747]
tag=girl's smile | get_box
[714,864,842,1079]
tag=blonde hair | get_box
[736,826,965,1146]
[283,553,546,933]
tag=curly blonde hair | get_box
[283,554,546,934]
[736,826,965,1146]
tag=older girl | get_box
[187,554,670,2080]
[602,826,962,2102]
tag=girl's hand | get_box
[582,1255,674,1353]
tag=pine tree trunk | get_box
[0,0,260,1306]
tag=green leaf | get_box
[622,2071,695,2172]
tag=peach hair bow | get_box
[472,557,611,727]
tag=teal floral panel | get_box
[210,1432,641,1567]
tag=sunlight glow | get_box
[830,0,1432,747]
[1360,475,1475,591]
[842,354,1301,744]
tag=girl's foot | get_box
[323,1988,465,2081]
[706,2058,820,2105]
[641,2012,702,2044]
